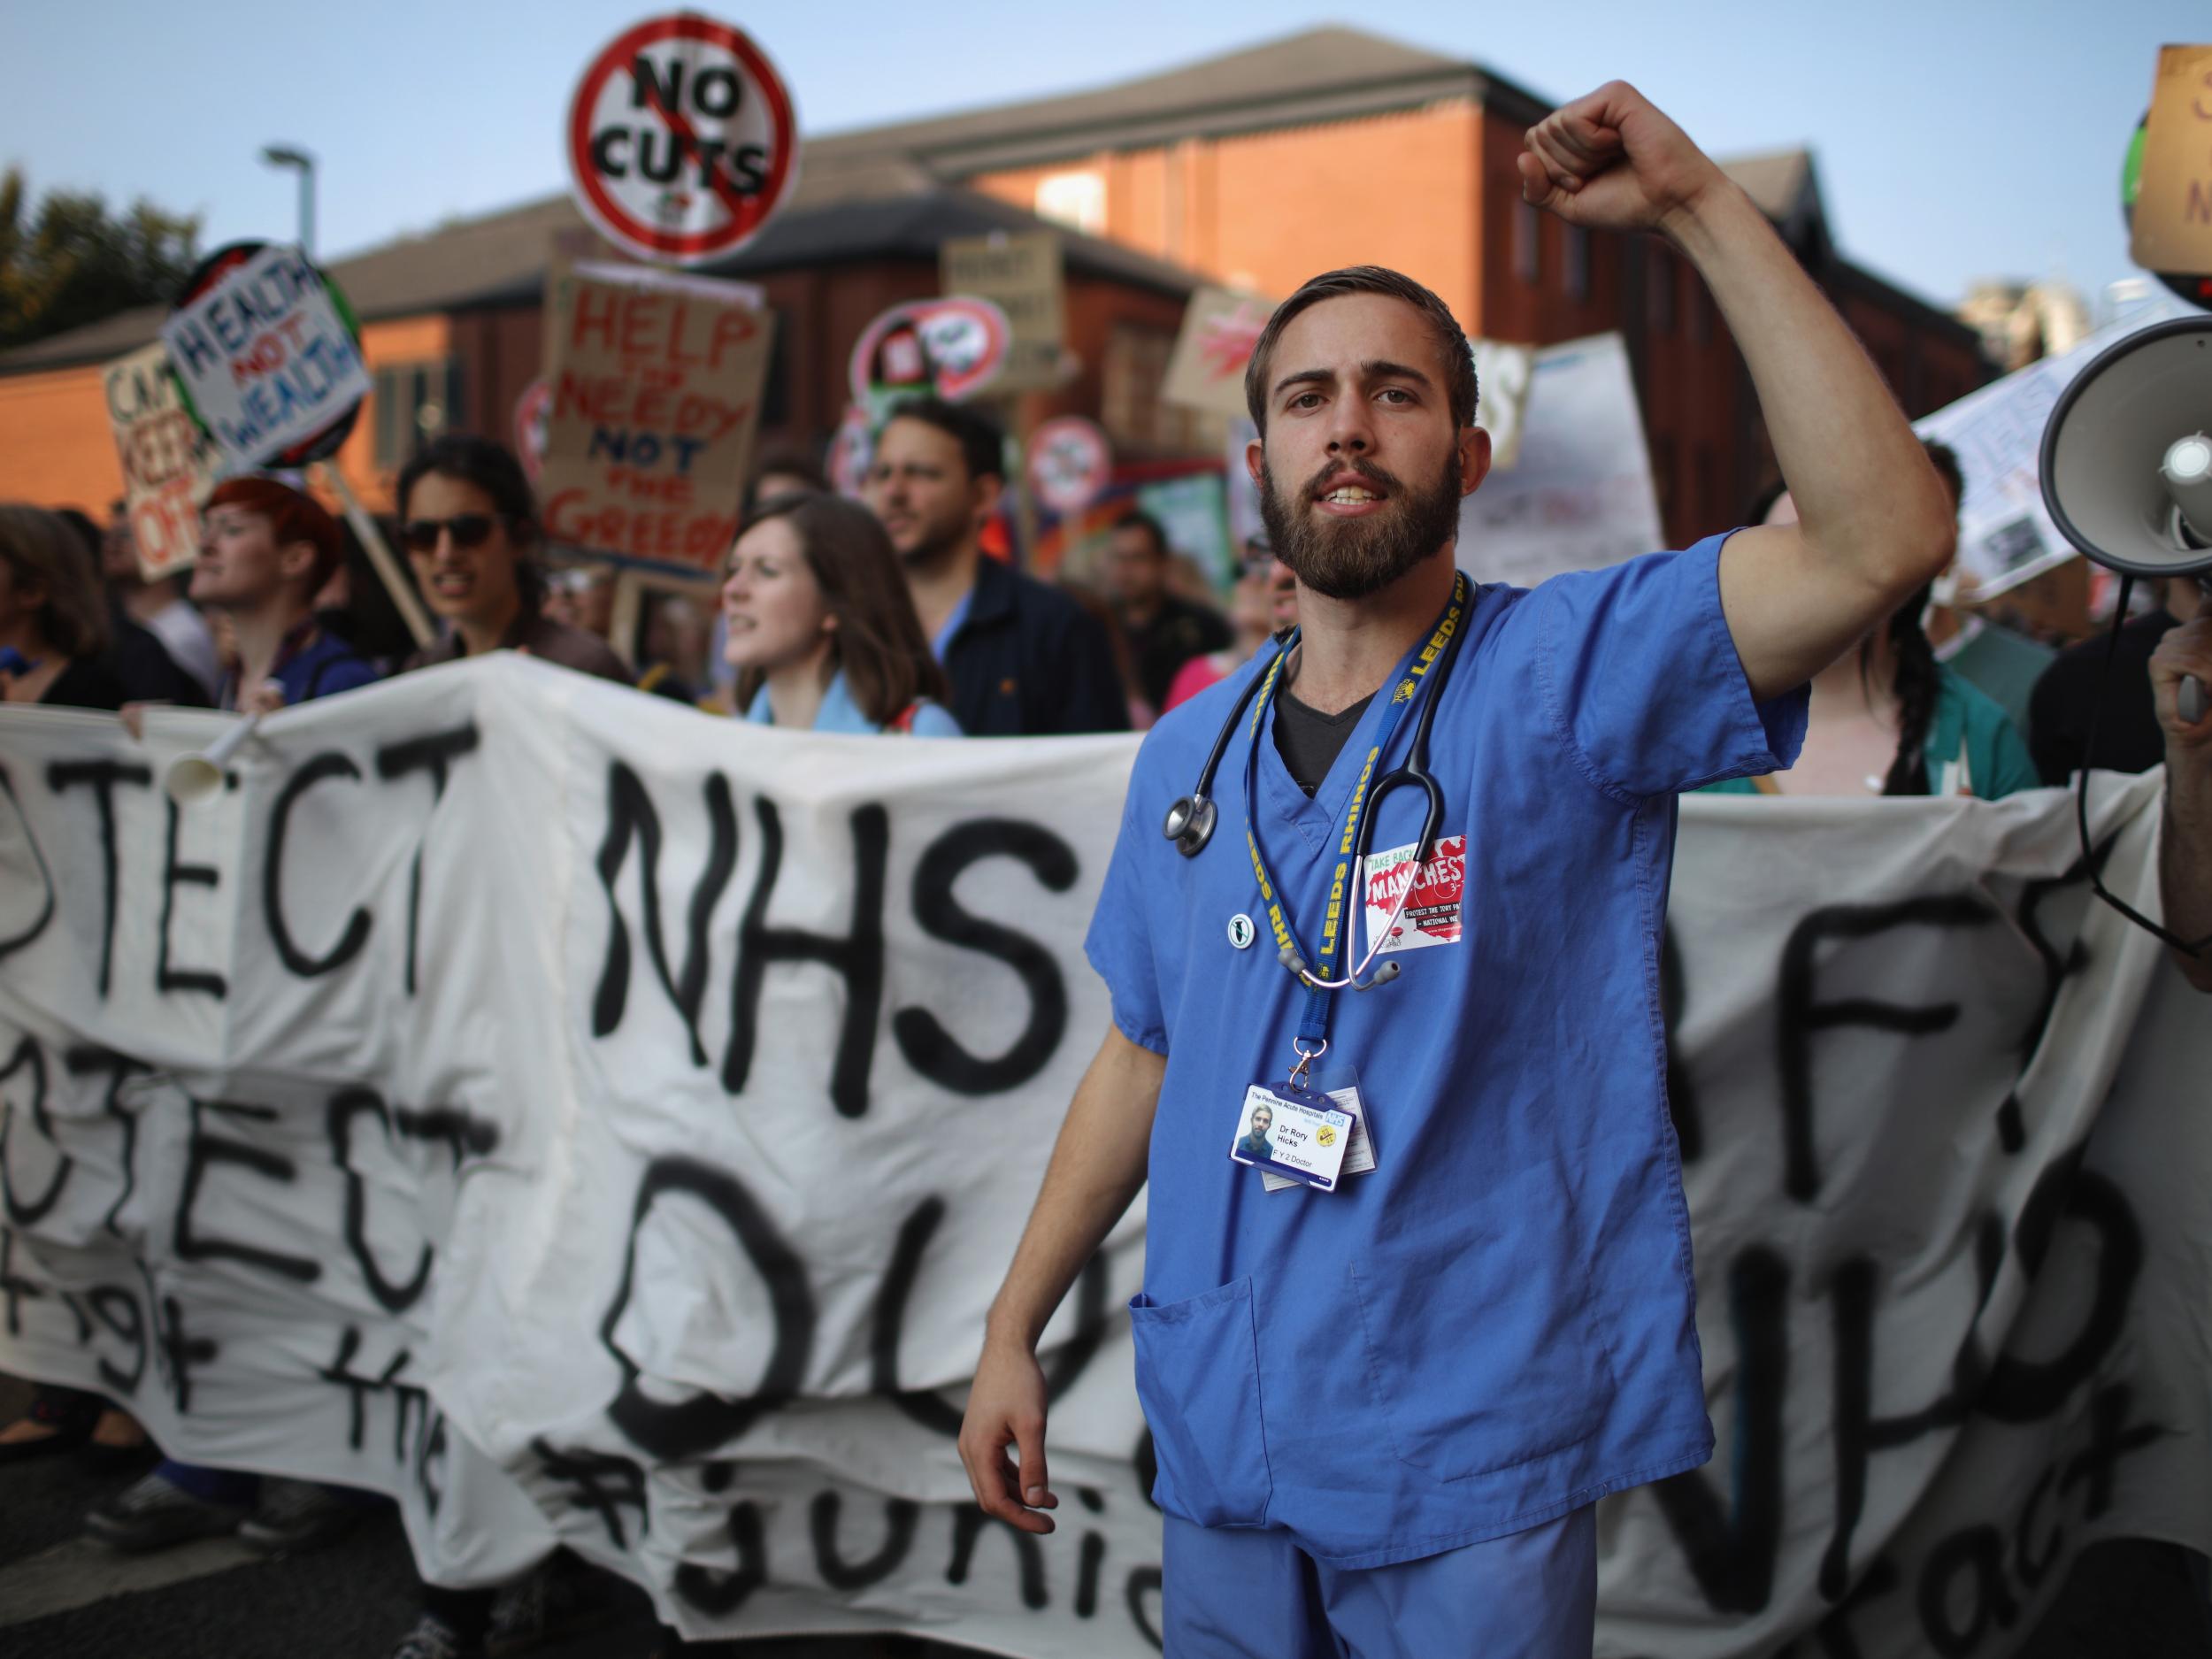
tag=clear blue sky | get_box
[4,1,2200,311]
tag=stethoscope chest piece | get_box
[1164,794,1217,857]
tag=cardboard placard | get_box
[1162,286,1272,418]
[2129,44,2212,277]
[160,242,372,470]
[940,231,1064,393]
[537,259,773,572]
[103,342,220,580]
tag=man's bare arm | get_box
[2149,609,2212,990]
[957,1024,1164,1533]
[1522,86,1955,701]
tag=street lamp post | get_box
[260,144,316,257]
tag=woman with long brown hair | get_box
[724,491,960,734]
[0,504,123,709]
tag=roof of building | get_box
[0,164,1197,376]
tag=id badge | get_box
[1228,1083,1355,1193]
[1262,1063,1379,1194]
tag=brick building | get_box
[808,26,1993,543]
[0,25,1986,549]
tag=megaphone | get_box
[2041,313,2212,722]
[164,713,261,805]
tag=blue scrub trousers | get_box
[1161,1506,1595,1658]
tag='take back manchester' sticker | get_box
[565,15,798,267]
[1360,834,1466,953]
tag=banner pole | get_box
[319,462,435,647]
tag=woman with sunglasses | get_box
[396,435,631,684]
[724,491,960,734]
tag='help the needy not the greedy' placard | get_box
[538,259,772,572]
[103,342,221,580]
[161,242,371,470]
[566,14,798,267]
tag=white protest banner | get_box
[539,260,773,572]
[159,242,372,470]
[1456,332,1663,588]
[102,342,221,580]
[565,14,799,267]
[1915,287,2202,599]
[0,665,2204,1659]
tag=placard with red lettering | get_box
[537,259,773,572]
[1360,833,1466,953]
[566,14,799,267]
[160,241,370,469]
[103,342,221,580]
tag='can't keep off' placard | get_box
[537,260,773,572]
[103,342,220,580]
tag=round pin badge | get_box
[1227,914,1256,950]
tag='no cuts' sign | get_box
[565,14,799,267]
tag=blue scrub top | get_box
[1085,535,1807,1568]
[743,669,962,736]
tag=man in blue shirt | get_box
[958,81,1956,1655]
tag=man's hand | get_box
[242,680,288,718]
[1518,82,1732,238]
[958,1334,1058,1534]
[2149,610,2212,746]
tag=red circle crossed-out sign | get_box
[565,14,798,266]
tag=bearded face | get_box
[1256,449,1465,602]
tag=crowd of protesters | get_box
[1,382,2208,1655]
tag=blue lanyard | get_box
[1242,573,1469,1051]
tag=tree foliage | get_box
[0,167,201,352]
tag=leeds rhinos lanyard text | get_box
[1242,572,1468,1071]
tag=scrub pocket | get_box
[1350,1248,1607,1482]
[1127,1277,1272,1527]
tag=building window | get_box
[1563,226,1591,303]
[1035,171,1106,236]
[1514,199,1540,287]
[374,359,464,468]
[1648,252,1677,335]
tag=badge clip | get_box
[1287,1037,1327,1092]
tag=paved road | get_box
[3,1380,2205,1656]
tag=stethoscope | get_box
[1162,578,1471,993]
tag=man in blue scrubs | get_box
[959,81,1956,1655]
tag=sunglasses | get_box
[401,513,513,553]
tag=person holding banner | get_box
[864,397,1128,736]
[0,505,128,709]
[396,435,631,686]
[961,79,1956,1655]
[725,492,960,735]
[187,478,379,712]
[2150,593,2212,991]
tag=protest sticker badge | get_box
[103,342,221,580]
[537,258,774,572]
[566,14,798,267]
[1361,833,1466,954]
[160,241,370,471]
